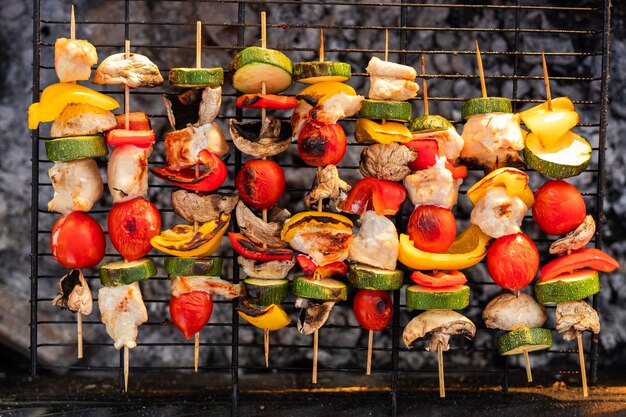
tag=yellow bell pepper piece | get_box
[466,167,534,208]
[238,304,291,331]
[354,119,412,144]
[398,225,491,271]
[519,96,575,116]
[28,82,120,129]
[296,81,357,106]
[150,214,230,257]
[521,108,579,149]
[281,211,353,243]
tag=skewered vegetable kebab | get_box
[91,37,163,391]
[344,33,413,375]
[29,7,112,359]
[227,12,296,367]
[286,29,363,383]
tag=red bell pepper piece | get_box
[170,291,213,339]
[445,161,468,179]
[404,139,438,171]
[115,112,151,130]
[229,232,294,262]
[151,150,227,192]
[410,270,467,288]
[342,177,406,216]
[295,254,348,279]
[540,248,620,282]
[235,94,298,110]
[106,128,156,147]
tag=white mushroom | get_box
[556,301,600,341]
[483,292,547,331]
[403,310,476,352]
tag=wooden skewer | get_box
[123,346,129,392]
[578,332,588,397]
[421,54,429,116]
[261,11,267,49]
[366,330,374,376]
[196,21,202,69]
[541,52,553,111]
[194,332,200,372]
[523,349,533,383]
[438,342,445,398]
[70,6,77,86]
[384,28,389,62]
[313,328,319,384]
[475,40,487,98]
[124,40,131,130]
[77,311,83,359]
[319,29,324,63]
[264,328,270,368]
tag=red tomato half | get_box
[51,212,106,269]
[353,289,393,332]
[410,270,467,288]
[235,159,285,210]
[487,233,539,290]
[170,291,213,339]
[108,197,161,262]
[532,180,586,235]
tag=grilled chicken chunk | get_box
[369,77,419,101]
[54,38,98,83]
[172,191,238,224]
[238,257,295,280]
[236,201,289,248]
[366,56,417,80]
[93,52,164,88]
[403,309,476,352]
[304,165,351,211]
[483,292,547,331]
[290,229,352,266]
[52,269,92,315]
[164,122,229,170]
[170,276,243,299]
[403,157,461,208]
[98,283,148,350]
[309,92,364,125]
[108,144,151,203]
[349,211,399,270]
[50,103,117,138]
[556,301,600,341]
[359,143,416,182]
[470,187,528,238]
[411,128,464,162]
[48,158,104,214]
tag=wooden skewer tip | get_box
[194,332,200,373]
[366,330,374,376]
[438,342,445,398]
[77,311,83,359]
[523,349,533,383]
[577,332,588,397]
[312,329,319,384]
[123,346,129,392]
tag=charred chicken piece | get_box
[403,157,461,209]
[171,276,242,299]
[55,38,98,83]
[550,215,596,255]
[470,187,528,238]
[483,292,547,331]
[172,190,238,224]
[48,158,104,214]
[98,282,148,350]
[229,116,292,158]
[556,301,600,341]
[296,298,336,335]
[236,201,289,248]
[52,269,92,315]
[349,211,399,270]
[304,165,351,211]
[359,143,416,182]
[403,310,476,352]
[290,229,352,267]
[107,144,151,203]
[50,103,117,138]
[164,122,229,171]
[238,257,295,280]
[93,52,164,88]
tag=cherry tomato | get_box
[235,159,285,210]
[51,212,105,268]
[297,120,347,167]
[170,291,213,339]
[353,289,393,332]
[487,233,539,290]
[407,205,457,253]
[532,180,586,235]
[410,270,467,288]
[108,197,161,262]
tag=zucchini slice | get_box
[523,131,591,179]
[99,258,157,287]
[45,135,108,162]
[534,270,600,304]
[358,99,412,122]
[405,284,470,310]
[461,97,512,119]
[348,263,404,290]
[164,256,223,277]
[229,46,293,94]
[169,67,224,87]
[408,114,454,133]
[243,278,290,306]
[293,275,347,301]
[496,327,553,356]
[293,61,352,84]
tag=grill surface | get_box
[30,1,612,416]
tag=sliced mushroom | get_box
[162,89,203,130]
[93,52,163,88]
[229,116,292,157]
[198,86,222,125]
[483,292,547,331]
[403,310,476,352]
[238,257,295,280]
[304,164,351,211]
[51,269,92,315]
[556,301,600,341]
[235,201,289,248]
[172,191,238,224]
[359,143,416,181]
[550,215,596,255]
[297,300,335,335]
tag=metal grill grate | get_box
[30,1,612,415]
